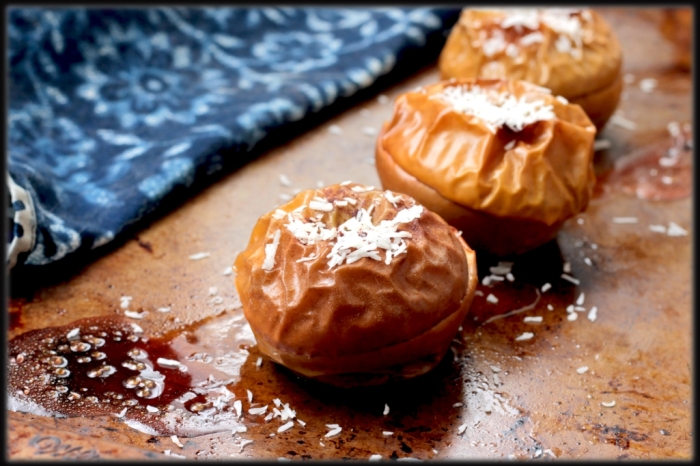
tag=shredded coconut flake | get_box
[588,306,598,322]
[601,400,616,408]
[383,404,390,415]
[523,316,543,323]
[171,435,184,448]
[457,423,468,435]
[489,261,514,275]
[124,310,147,319]
[612,217,639,224]
[541,283,552,292]
[249,406,268,415]
[432,84,555,133]
[325,426,342,438]
[157,358,184,369]
[189,252,210,260]
[262,230,281,271]
[272,209,287,220]
[561,274,580,285]
[278,421,294,433]
[309,200,334,212]
[577,366,589,374]
[328,124,343,135]
[519,31,544,46]
[610,114,637,130]
[369,454,383,461]
[279,174,292,187]
[515,332,534,341]
[504,140,516,150]
[382,431,394,436]
[363,127,378,136]
[285,201,422,269]
[639,78,658,93]
[567,312,578,321]
[667,222,688,236]
[66,328,80,340]
[576,292,585,306]
[223,266,233,276]
[486,293,499,304]
[594,139,612,151]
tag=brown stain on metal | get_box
[5,8,692,460]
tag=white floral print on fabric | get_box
[7,7,461,270]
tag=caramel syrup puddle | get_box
[7,312,254,437]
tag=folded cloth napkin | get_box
[7,7,460,272]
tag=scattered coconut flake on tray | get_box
[164,449,186,459]
[639,78,658,93]
[278,421,294,433]
[171,435,184,448]
[328,124,343,135]
[124,310,147,319]
[223,266,233,276]
[612,217,639,224]
[667,222,688,236]
[523,316,543,323]
[588,306,598,322]
[561,274,580,285]
[157,358,185,370]
[601,400,616,408]
[457,423,468,435]
[249,405,268,415]
[325,424,342,438]
[239,439,254,452]
[189,252,210,260]
[369,454,383,461]
[594,139,612,151]
[610,113,637,130]
[515,332,534,341]
[576,366,589,374]
[383,431,394,436]
[278,174,292,187]
[363,127,378,136]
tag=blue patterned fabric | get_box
[7,7,460,271]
